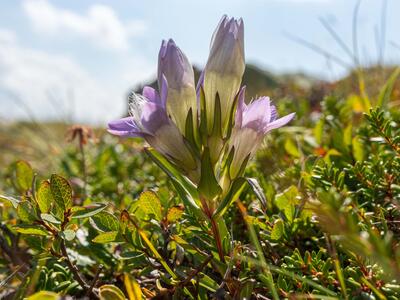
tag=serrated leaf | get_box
[92,231,119,244]
[275,185,300,222]
[271,219,284,241]
[61,229,75,241]
[15,226,48,236]
[166,205,184,223]
[91,211,119,232]
[15,160,33,192]
[37,180,52,213]
[17,201,36,222]
[71,203,108,219]
[41,213,61,224]
[99,284,125,300]
[50,174,72,212]
[124,273,142,300]
[134,191,162,221]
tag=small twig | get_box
[0,264,27,289]
[85,264,103,297]
[176,254,213,288]
[0,225,30,271]
[60,240,96,298]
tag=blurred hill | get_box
[133,63,325,106]
[1,64,400,174]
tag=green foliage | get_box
[1,87,400,298]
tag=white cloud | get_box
[0,28,153,123]
[271,0,332,2]
[0,28,18,44]
[22,0,147,51]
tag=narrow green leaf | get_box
[211,93,222,137]
[238,202,279,300]
[50,174,72,212]
[246,178,267,210]
[198,274,219,292]
[184,108,198,151]
[71,203,108,219]
[145,148,204,220]
[214,177,247,218]
[199,86,208,140]
[15,226,48,236]
[377,67,400,107]
[124,273,142,300]
[239,280,256,300]
[41,213,61,225]
[15,160,33,192]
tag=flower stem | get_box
[79,141,87,198]
[210,217,225,262]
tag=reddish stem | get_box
[210,217,225,262]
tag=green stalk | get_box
[237,201,279,300]
[125,212,193,299]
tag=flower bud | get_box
[203,15,245,136]
[158,39,197,134]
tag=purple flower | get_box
[229,88,295,179]
[108,85,197,172]
[158,39,197,134]
[203,15,245,135]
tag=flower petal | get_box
[108,117,144,137]
[265,113,295,133]
[235,86,246,128]
[142,86,161,104]
[242,97,270,132]
[141,102,170,134]
[270,104,278,122]
[159,73,168,108]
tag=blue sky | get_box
[0,0,399,123]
